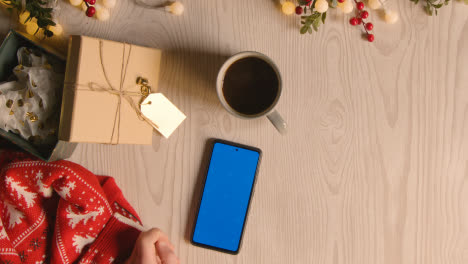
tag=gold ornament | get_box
[26,112,39,122]
[137,77,151,97]
[25,20,40,35]
[6,99,13,108]
[27,89,35,98]
[19,11,31,25]
[48,24,63,36]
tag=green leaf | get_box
[331,0,338,8]
[433,3,443,7]
[308,27,313,34]
[37,19,47,27]
[312,17,321,31]
[414,0,419,4]
[44,29,53,37]
[311,12,321,20]
[464,0,468,5]
[300,26,309,34]
[30,9,38,18]
[298,0,308,5]
[321,12,327,24]
[425,4,433,15]
[311,0,318,9]
[304,6,307,13]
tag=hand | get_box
[126,228,180,264]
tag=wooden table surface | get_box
[2,0,468,263]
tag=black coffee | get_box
[222,57,279,116]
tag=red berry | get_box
[367,34,374,42]
[357,2,364,10]
[306,0,312,6]
[88,0,96,4]
[357,18,362,24]
[361,10,369,19]
[365,22,373,30]
[295,6,303,15]
[349,17,358,26]
[86,6,96,17]
[338,0,345,2]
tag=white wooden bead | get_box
[338,0,353,14]
[81,2,88,11]
[384,10,399,24]
[165,1,184,15]
[96,8,110,21]
[48,24,63,36]
[367,0,381,10]
[315,0,329,13]
[69,0,82,6]
[281,1,295,15]
[102,0,116,9]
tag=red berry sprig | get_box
[86,6,96,17]
[83,0,96,17]
[296,6,303,15]
[348,1,375,42]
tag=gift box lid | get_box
[59,35,162,145]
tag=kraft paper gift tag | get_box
[140,93,186,138]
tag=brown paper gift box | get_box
[59,35,162,145]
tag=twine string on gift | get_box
[64,40,159,145]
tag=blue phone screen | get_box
[192,142,260,252]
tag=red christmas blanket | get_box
[0,150,143,263]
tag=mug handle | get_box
[267,110,287,135]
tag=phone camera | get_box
[235,149,238,151]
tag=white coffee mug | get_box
[216,51,287,135]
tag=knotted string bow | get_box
[64,40,159,144]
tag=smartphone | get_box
[191,139,262,254]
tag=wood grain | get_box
[2,0,468,263]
